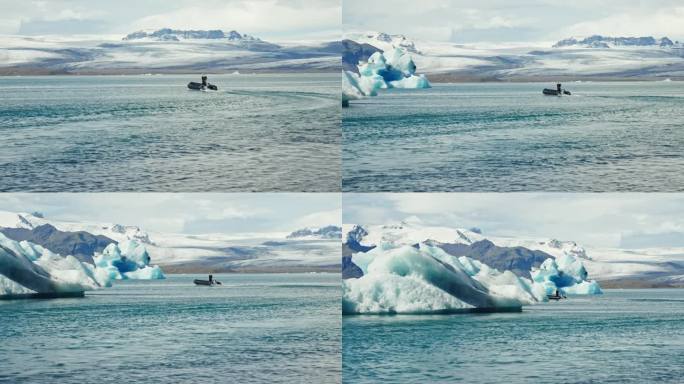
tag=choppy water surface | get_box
[0,274,341,383]
[0,74,340,191]
[343,289,684,383]
[343,82,684,191]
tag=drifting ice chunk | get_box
[1,234,166,298]
[343,48,430,106]
[359,49,430,90]
[344,240,601,314]
[343,244,523,314]
[0,233,101,296]
[389,74,430,89]
[342,70,365,104]
[123,265,165,280]
[531,254,602,296]
[94,240,165,280]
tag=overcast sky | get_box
[0,194,340,235]
[343,194,684,249]
[0,0,340,40]
[343,0,684,43]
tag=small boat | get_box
[543,88,571,96]
[188,75,218,91]
[194,279,221,286]
[547,293,566,301]
[543,83,571,96]
[187,82,218,91]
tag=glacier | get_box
[0,233,164,299]
[343,222,603,314]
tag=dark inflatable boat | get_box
[543,88,571,96]
[188,75,218,91]
[543,83,571,96]
[194,275,221,286]
[188,82,218,91]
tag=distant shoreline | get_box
[159,264,340,274]
[597,279,684,289]
[426,73,683,83]
[0,68,340,76]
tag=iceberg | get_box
[358,50,431,92]
[93,240,165,281]
[1,234,164,299]
[343,235,602,314]
[342,71,365,107]
[341,48,431,106]
[0,233,102,297]
[343,244,524,314]
[531,254,602,296]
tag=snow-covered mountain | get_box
[123,29,259,42]
[0,211,152,245]
[0,211,340,273]
[343,31,684,80]
[121,28,280,51]
[0,30,340,74]
[287,225,342,239]
[350,31,419,54]
[553,35,678,48]
[343,220,684,287]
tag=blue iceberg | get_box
[93,240,165,282]
[342,48,430,105]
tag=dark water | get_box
[343,289,684,383]
[343,82,684,191]
[0,274,341,383]
[0,74,340,192]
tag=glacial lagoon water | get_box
[0,74,340,192]
[343,289,684,384]
[343,82,684,192]
[0,274,341,384]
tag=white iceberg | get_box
[0,233,102,297]
[342,70,365,106]
[343,239,601,314]
[343,244,524,314]
[1,234,164,298]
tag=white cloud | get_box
[0,0,339,38]
[292,208,341,229]
[0,193,340,235]
[344,194,684,248]
[130,0,341,39]
[344,0,684,42]
[561,7,684,40]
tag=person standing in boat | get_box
[201,75,208,88]
[557,83,562,93]
[208,274,213,284]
